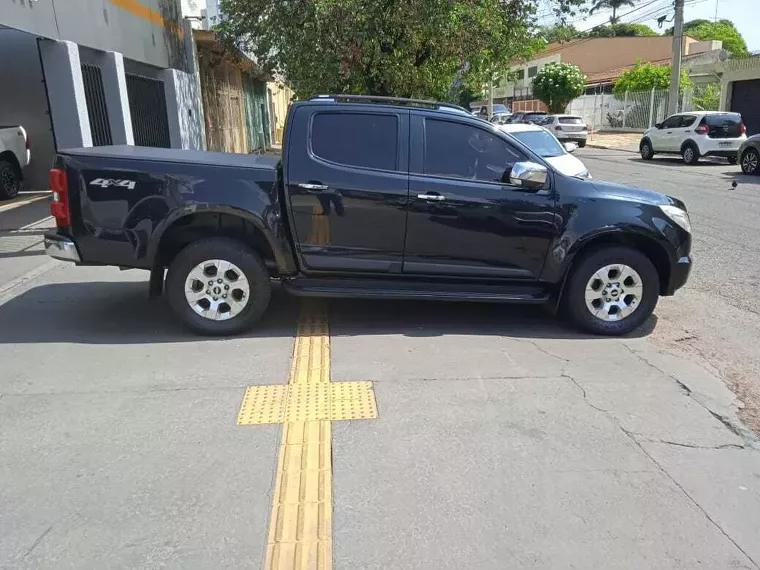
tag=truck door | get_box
[285,105,410,273]
[403,113,557,279]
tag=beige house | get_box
[484,35,720,111]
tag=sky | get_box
[546,0,759,53]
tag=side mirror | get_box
[509,161,548,190]
[655,122,663,129]
[563,142,578,153]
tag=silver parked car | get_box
[738,133,760,175]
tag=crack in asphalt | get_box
[621,427,760,570]
[621,343,760,448]
[513,338,759,568]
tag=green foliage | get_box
[588,0,636,23]
[691,83,721,111]
[538,24,581,43]
[586,23,657,37]
[532,62,585,113]
[678,19,749,58]
[613,61,691,95]
[216,0,585,100]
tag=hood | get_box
[592,180,684,208]
[545,153,589,177]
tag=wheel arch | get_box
[0,150,23,178]
[680,138,699,153]
[150,207,297,276]
[558,231,673,307]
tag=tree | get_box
[586,23,657,37]
[538,24,582,43]
[216,0,586,100]
[612,60,691,95]
[588,0,636,24]
[669,19,750,58]
[532,62,585,113]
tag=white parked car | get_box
[540,114,588,147]
[0,125,30,200]
[639,111,747,165]
[499,123,591,178]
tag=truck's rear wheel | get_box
[166,237,271,336]
[564,246,659,336]
[0,159,21,200]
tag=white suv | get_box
[640,111,747,165]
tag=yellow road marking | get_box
[237,298,377,570]
[0,193,50,214]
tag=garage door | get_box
[731,78,760,136]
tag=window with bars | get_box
[81,63,113,147]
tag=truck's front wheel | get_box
[166,237,271,336]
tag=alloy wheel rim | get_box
[684,148,694,162]
[184,259,250,321]
[743,151,758,173]
[642,144,650,157]
[584,264,643,322]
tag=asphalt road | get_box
[1,156,760,569]
[577,148,760,431]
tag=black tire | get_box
[740,148,759,175]
[639,139,654,160]
[166,237,271,336]
[564,246,660,336]
[727,156,738,165]
[0,159,21,200]
[577,140,587,148]
[682,142,700,165]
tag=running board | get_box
[282,277,551,303]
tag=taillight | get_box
[25,131,30,150]
[49,168,70,226]
[740,123,746,134]
[695,125,709,134]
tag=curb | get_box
[586,143,639,153]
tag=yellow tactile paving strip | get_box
[237,298,377,570]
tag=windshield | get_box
[511,129,565,158]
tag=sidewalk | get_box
[587,132,642,152]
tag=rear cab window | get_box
[311,112,399,171]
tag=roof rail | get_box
[308,94,469,113]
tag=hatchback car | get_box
[499,123,590,178]
[738,133,760,175]
[541,115,588,147]
[639,111,747,165]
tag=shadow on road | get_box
[0,280,656,344]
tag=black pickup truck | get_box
[44,95,692,336]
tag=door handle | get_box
[297,183,328,191]
[417,193,445,201]
[684,130,691,133]
[666,131,672,134]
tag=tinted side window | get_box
[311,113,398,171]
[661,116,681,129]
[424,119,527,183]
[680,115,697,127]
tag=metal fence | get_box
[566,83,723,133]
[81,63,113,146]
[125,73,172,148]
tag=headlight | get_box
[659,205,691,233]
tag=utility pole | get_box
[487,77,494,118]
[668,0,685,115]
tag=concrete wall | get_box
[719,57,760,111]
[163,69,206,150]
[0,28,56,191]
[2,0,188,70]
